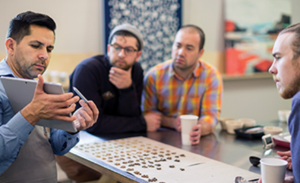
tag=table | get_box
[65,120,292,182]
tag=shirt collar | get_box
[168,59,201,79]
[293,90,300,101]
[0,59,16,77]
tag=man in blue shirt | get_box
[258,22,300,183]
[0,11,99,182]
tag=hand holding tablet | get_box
[0,76,78,132]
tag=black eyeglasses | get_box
[110,44,138,56]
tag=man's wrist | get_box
[118,82,133,91]
[200,120,212,136]
[161,115,177,129]
[20,105,39,126]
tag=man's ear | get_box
[5,38,16,56]
[135,51,142,62]
[107,44,111,55]
[197,48,204,60]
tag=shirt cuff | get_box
[61,130,80,138]
[6,112,34,143]
[118,83,134,93]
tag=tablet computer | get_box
[0,77,77,132]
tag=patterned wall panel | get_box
[104,0,182,71]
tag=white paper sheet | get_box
[74,136,259,183]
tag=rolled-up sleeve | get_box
[50,129,79,156]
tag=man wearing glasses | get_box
[56,23,148,182]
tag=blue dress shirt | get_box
[0,59,79,175]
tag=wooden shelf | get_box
[222,72,273,81]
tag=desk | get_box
[65,120,291,182]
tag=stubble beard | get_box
[14,53,46,79]
[173,57,187,71]
[173,57,196,73]
[280,62,300,99]
[111,59,135,71]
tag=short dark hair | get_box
[110,30,141,51]
[6,11,56,44]
[180,24,205,51]
[280,22,300,60]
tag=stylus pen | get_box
[73,87,89,103]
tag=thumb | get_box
[35,74,45,93]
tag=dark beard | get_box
[112,62,133,71]
[280,76,300,99]
[280,62,300,99]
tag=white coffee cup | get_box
[278,110,291,122]
[180,115,198,145]
[263,126,283,136]
[225,119,244,134]
[238,118,256,128]
[260,158,287,183]
[59,72,68,84]
[219,117,235,130]
[49,70,60,83]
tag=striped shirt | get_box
[142,59,223,128]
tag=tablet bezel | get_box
[0,76,77,132]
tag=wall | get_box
[222,77,291,121]
[182,0,225,72]
[0,0,102,74]
[0,0,298,122]
[0,0,225,72]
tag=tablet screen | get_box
[0,77,77,132]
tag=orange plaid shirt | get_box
[142,59,223,128]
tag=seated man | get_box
[70,23,147,134]
[0,11,98,182]
[142,24,223,145]
[258,22,300,183]
[56,23,149,182]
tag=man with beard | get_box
[258,22,300,183]
[142,25,223,145]
[56,23,149,182]
[0,11,99,182]
[69,23,147,133]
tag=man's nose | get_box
[268,61,277,74]
[178,48,186,56]
[38,49,49,61]
[118,48,126,57]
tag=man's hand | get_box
[277,151,292,170]
[109,67,132,89]
[21,75,79,125]
[175,116,181,131]
[190,124,201,145]
[144,112,162,131]
[73,100,99,131]
[175,116,201,145]
[258,151,293,183]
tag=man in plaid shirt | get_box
[142,25,223,145]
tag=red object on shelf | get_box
[254,59,272,72]
[226,48,259,75]
[225,20,236,32]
